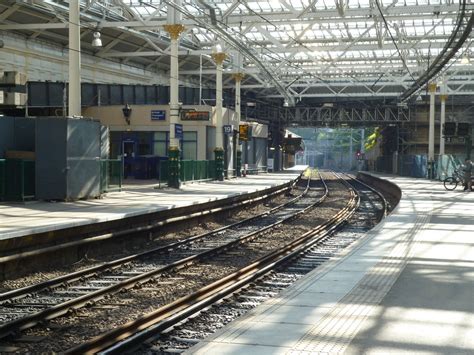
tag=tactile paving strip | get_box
[288,206,432,354]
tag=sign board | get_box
[223,125,233,135]
[151,110,166,121]
[174,123,183,140]
[283,137,303,154]
[239,124,250,141]
[181,110,210,121]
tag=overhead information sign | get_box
[181,110,210,121]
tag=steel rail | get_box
[343,173,388,219]
[0,178,303,303]
[0,177,323,339]
[0,178,300,266]
[66,173,356,355]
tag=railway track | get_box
[60,171,360,354]
[0,175,300,275]
[0,173,327,348]
[120,172,388,355]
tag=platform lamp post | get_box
[164,23,185,189]
[212,49,227,181]
[233,72,244,177]
[428,82,437,179]
[68,0,81,117]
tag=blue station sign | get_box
[151,110,166,121]
[223,125,233,135]
[175,123,183,139]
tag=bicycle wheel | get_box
[443,177,458,191]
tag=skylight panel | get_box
[259,1,272,11]
[184,4,199,13]
[314,2,327,10]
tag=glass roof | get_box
[3,0,473,100]
[110,0,474,99]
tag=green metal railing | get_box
[208,160,216,180]
[158,160,216,184]
[158,160,169,183]
[3,159,35,201]
[181,160,217,182]
[0,159,5,201]
[100,159,122,193]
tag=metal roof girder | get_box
[165,0,295,106]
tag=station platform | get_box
[0,170,304,243]
[187,174,474,355]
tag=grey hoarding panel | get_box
[35,117,100,200]
[0,117,15,158]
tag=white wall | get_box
[83,104,215,161]
[0,31,169,85]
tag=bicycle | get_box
[443,168,473,191]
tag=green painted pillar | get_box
[236,150,242,177]
[214,147,224,181]
[168,146,181,188]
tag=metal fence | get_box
[435,154,465,180]
[398,155,428,178]
[158,160,216,184]
[100,159,122,193]
[375,154,464,180]
[158,160,169,183]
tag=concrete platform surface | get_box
[0,171,303,241]
[187,174,474,355]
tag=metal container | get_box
[35,117,101,200]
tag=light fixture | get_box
[92,31,102,47]
[283,100,289,107]
[122,103,132,125]
[213,43,223,53]
[460,54,470,65]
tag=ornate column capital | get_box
[232,73,245,82]
[211,52,227,65]
[440,94,448,102]
[428,82,437,93]
[164,24,185,40]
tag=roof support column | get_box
[428,82,437,163]
[212,51,227,181]
[68,0,81,117]
[164,23,185,189]
[164,24,185,149]
[440,94,447,155]
[233,73,244,177]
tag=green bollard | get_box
[168,146,181,188]
[214,147,224,181]
[236,150,242,177]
